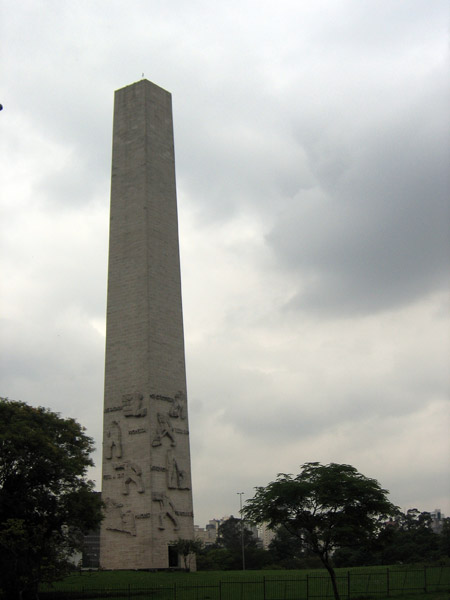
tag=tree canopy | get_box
[216,516,257,555]
[196,517,271,571]
[243,462,396,600]
[0,399,103,598]
[333,508,443,567]
[170,538,203,570]
[378,509,441,565]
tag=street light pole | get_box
[237,492,245,570]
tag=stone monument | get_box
[100,80,195,569]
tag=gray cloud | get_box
[1,0,449,526]
[267,78,449,315]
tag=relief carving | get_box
[128,428,146,435]
[105,420,122,459]
[114,461,145,495]
[152,413,176,447]
[105,406,122,414]
[122,393,147,417]
[167,450,190,490]
[104,497,136,536]
[152,492,179,531]
[150,393,174,403]
[173,428,189,435]
[169,391,186,420]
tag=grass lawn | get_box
[389,594,449,600]
[40,565,450,600]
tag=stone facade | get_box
[100,80,195,569]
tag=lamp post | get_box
[237,492,245,570]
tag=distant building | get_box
[430,508,445,534]
[257,523,276,550]
[194,517,229,546]
[195,515,260,547]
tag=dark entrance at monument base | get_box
[168,545,179,568]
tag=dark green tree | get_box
[439,517,450,558]
[216,516,257,555]
[196,516,270,570]
[377,509,440,564]
[335,509,447,567]
[243,462,396,600]
[268,525,321,569]
[170,538,203,570]
[210,517,253,570]
[196,547,235,571]
[0,399,103,598]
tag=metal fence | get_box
[39,566,450,600]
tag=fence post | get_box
[219,580,222,600]
[348,570,351,600]
[174,582,177,600]
[424,566,427,593]
[306,573,309,600]
[263,575,266,600]
[386,568,390,598]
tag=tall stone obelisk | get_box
[100,80,195,570]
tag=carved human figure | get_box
[169,391,186,419]
[152,492,179,531]
[105,420,122,459]
[122,393,147,417]
[152,412,176,447]
[167,450,190,490]
[114,461,145,495]
[104,497,136,536]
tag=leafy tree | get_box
[216,516,257,554]
[440,517,450,558]
[335,509,446,567]
[377,509,440,564]
[243,462,396,600]
[268,526,321,569]
[197,517,269,570]
[170,538,203,570]
[196,547,235,571]
[216,516,264,569]
[0,399,103,598]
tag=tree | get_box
[216,516,257,555]
[216,516,267,569]
[0,399,103,598]
[334,508,446,567]
[243,462,396,600]
[196,547,235,571]
[268,526,321,569]
[439,517,450,558]
[376,509,440,564]
[170,538,203,570]
[197,517,270,571]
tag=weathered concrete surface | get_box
[100,80,195,570]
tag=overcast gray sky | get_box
[1,0,449,527]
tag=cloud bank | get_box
[1,0,449,525]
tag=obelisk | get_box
[100,80,195,570]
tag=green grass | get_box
[387,594,449,600]
[40,565,450,600]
